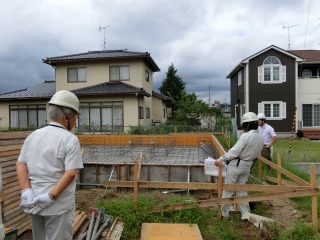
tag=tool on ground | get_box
[86,208,99,240]
[91,214,114,240]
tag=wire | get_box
[302,0,312,54]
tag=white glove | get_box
[20,188,36,209]
[27,193,55,214]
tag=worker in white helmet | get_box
[16,90,83,240]
[214,112,264,218]
[257,113,277,168]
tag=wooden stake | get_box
[310,165,318,232]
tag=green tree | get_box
[159,63,186,118]
[174,91,209,125]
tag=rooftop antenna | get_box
[283,25,298,50]
[99,25,111,50]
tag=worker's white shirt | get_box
[220,130,264,168]
[18,122,83,215]
[258,123,276,145]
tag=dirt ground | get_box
[74,188,310,240]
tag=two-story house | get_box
[226,45,320,138]
[0,50,168,133]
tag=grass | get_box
[273,138,320,163]
[96,190,241,239]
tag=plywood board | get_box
[141,223,203,240]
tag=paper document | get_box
[204,157,227,177]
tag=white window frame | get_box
[258,56,286,84]
[238,70,242,86]
[67,67,87,83]
[145,70,150,82]
[110,65,130,81]
[139,106,144,119]
[258,101,286,120]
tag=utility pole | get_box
[283,25,298,50]
[99,25,111,50]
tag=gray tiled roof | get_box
[152,91,169,100]
[72,82,151,97]
[0,80,55,101]
[0,80,166,101]
[43,50,160,72]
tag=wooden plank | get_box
[3,195,20,207]
[2,175,18,185]
[2,171,18,179]
[3,199,20,212]
[104,217,124,240]
[0,157,17,169]
[104,180,309,192]
[72,212,87,236]
[4,213,29,228]
[17,223,31,236]
[257,155,310,186]
[150,188,318,212]
[141,223,203,240]
[0,145,22,152]
[0,150,21,157]
[311,165,318,231]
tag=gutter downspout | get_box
[136,92,140,126]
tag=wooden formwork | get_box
[78,133,213,146]
[105,133,319,232]
[0,132,32,236]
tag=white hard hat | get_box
[257,113,266,119]
[241,112,258,124]
[49,90,80,113]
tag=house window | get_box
[110,66,130,81]
[238,70,242,86]
[145,70,150,82]
[302,104,320,127]
[258,56,286,83]
[67,68,87,82]
[78,102,123,132]
[258,101,286,119]
[139,107,144,119]
[146,107,150,119]
[9,105,46,129]
[163,108,166,118]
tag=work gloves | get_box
[20,189,55,214]
[20,188,36,212]
[27,193,55,214]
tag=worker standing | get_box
[257,113,277,165]
[16,90,83,240]
[214,112,264,218]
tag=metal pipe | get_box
[86,212,95,240]
[187,166,190,194]
[91,211,101,240]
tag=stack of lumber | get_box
[0,142,31,236]
[72,211,124,240]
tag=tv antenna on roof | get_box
[99,25,111,50]
[283,25,298,50]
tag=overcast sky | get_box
[1,0,319,104]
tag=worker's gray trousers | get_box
[29,208,74,240]
[221,164,251,218]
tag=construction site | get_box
[1,131,319,239]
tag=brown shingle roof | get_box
[43,50,160,72]
[289,50,320,62]
[0,80,55,101]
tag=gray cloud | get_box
[1,0,319,104]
